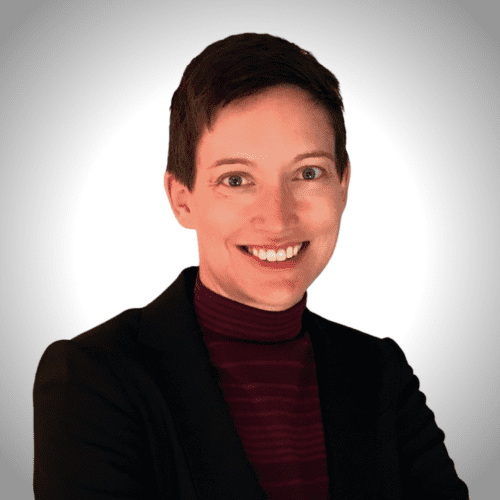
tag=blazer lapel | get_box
[138,267,267,499]
[307,308,387,498]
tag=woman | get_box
[33,33,469,499]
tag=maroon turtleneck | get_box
[193,270,329,499]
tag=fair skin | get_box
[165,84,350,311]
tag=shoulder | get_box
[71,307,143,353]
[305,308,402,363]
[35,307,145,386]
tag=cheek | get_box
[208,206,244,237]
[308,200,340,228]
[213,204,240,223]
[198,204,241,246]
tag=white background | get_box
[1,0,498,497]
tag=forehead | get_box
[197,86,335,162]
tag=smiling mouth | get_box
[237,241,310,262]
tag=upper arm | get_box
[33,340,159,499]
[383,337,469,500]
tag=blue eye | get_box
[218,166,325,188]
[301,166,323,180]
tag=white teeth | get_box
[248,243,304,262]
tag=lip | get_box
[239,241,307,251]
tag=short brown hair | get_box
[166,33,350,192]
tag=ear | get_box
[164,172,197,230]
[340,160,351,208]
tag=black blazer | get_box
[33,266,469,499]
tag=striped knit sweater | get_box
[193,270,329,499]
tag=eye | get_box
[217,166,326,188]
[301,166,324,180]
[217,172,251,188]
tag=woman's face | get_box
[165,85,350,311]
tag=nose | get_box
[252,184,299,230]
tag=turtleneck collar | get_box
[193,269,307,343]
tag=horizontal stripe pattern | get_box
[193,271,329,499]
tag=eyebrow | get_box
[208,150,336,169]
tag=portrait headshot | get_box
[33,30,469,500]
[0,1,498,499]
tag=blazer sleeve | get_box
[383,337,469,500]
[33,339,161,500]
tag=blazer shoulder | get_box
[71,307,142,351]
[34,307,147,408]
[35,307,143,381]
[305,309,405,377]
[306,309,395,350]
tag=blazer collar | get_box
[138,266,383,499]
